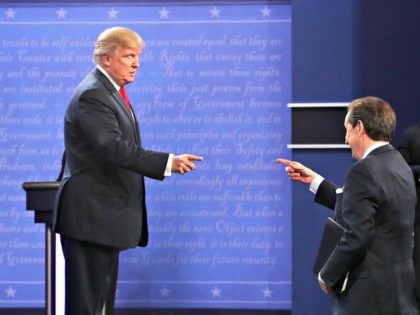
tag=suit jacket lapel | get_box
[94,69,133,119]
[94,68,141,145]
[131,110,141,145]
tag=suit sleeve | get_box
[75,88,169,179]
[314,179,339,210]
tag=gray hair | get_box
[347,96,396,141]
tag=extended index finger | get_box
[276,158,292,166]
[185,154,204,161]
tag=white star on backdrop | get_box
[262,286,273,298]
[210,286,222,298]
[5,8,16,19]
[5,286,16,298]
[108,8,118,19]
[56,8,67,19]
[209,7,221,18]
[159,286,170,297]
[260,6,272,18]
[158,7,170,19]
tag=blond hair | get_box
[93,27,145,64]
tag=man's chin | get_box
[124,78,135,84]
[352,152,361,161]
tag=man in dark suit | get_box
[53,27,202,315]
[277,96,418,314]
[398,123,420,307]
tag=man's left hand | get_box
[318,278,333,294]
[172,154,203,175]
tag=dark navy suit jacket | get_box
[53,68,169,249]
[398,124,420,224]
[315,144,418,314]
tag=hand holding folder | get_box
[313,217,349,293]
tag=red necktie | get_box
[119,86,132,111]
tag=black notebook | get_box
[312,217,344,274]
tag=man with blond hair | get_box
[54,27,202,315]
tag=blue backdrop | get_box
[0,2,291,309]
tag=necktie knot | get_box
[119,86,132,111]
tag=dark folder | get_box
[312,217,344,274]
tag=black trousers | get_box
[60,235,119,315]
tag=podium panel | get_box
[22,181,59,315]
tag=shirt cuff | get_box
[318,272,325,284]
[309,175,324,194]
[164,154,174,177]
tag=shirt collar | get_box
[96,64,121,91]
[362,142,388,159]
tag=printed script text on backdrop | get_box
[0,2,291,309]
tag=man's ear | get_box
[101,54,111,67]
[356,120,365,134]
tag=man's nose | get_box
[132,56,139,68]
